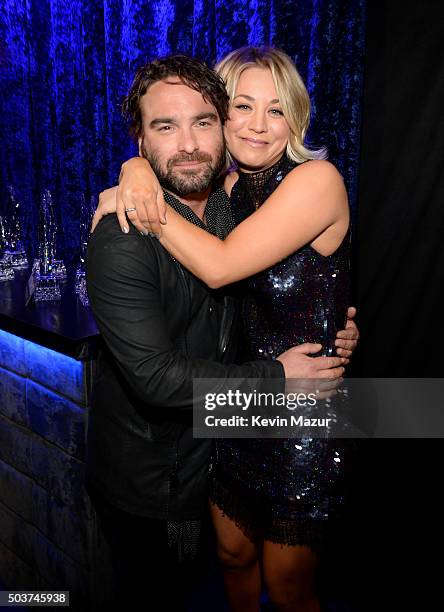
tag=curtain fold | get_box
[0,0,365,263]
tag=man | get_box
[86,55,357,610]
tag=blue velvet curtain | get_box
[0,0,365,264]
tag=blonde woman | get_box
[94,47,352,612]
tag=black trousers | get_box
[87,483,214,611]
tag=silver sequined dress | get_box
[209,155,350,550]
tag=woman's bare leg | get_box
[210,501,261,612]
[262,540,320,612]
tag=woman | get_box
[95,47,352,612]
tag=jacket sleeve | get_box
[87,218,284,410]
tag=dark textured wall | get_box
[0,330,112,610]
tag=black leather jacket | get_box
[86,197,283,521]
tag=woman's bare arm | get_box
[158,160,349,288]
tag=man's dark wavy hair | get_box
[122,55,230,140]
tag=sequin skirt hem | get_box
[209,475,326,553]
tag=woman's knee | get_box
[217,540,258,570]
[210,503,259,570]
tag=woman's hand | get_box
[116,157,166,236]
[91,186,119,232]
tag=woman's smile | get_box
[241,136,269,147]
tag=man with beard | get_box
[86,56,350,610]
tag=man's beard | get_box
[141,143,226,197]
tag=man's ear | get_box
[138,137,143,157]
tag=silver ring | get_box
[125,207,137,213]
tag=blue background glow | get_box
[0,0,365,263]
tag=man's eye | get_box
[158,125,172,131]
[197,121,210,127]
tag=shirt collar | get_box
[162,185,234,239]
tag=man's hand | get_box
[116,158,166,236]
[277,343,346,379]
[335,306,359,360]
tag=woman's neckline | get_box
[237,154,288,207]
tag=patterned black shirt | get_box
[163,185,235,239]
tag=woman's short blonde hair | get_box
[215,46,327,163]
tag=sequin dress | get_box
[209,155,350,550]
